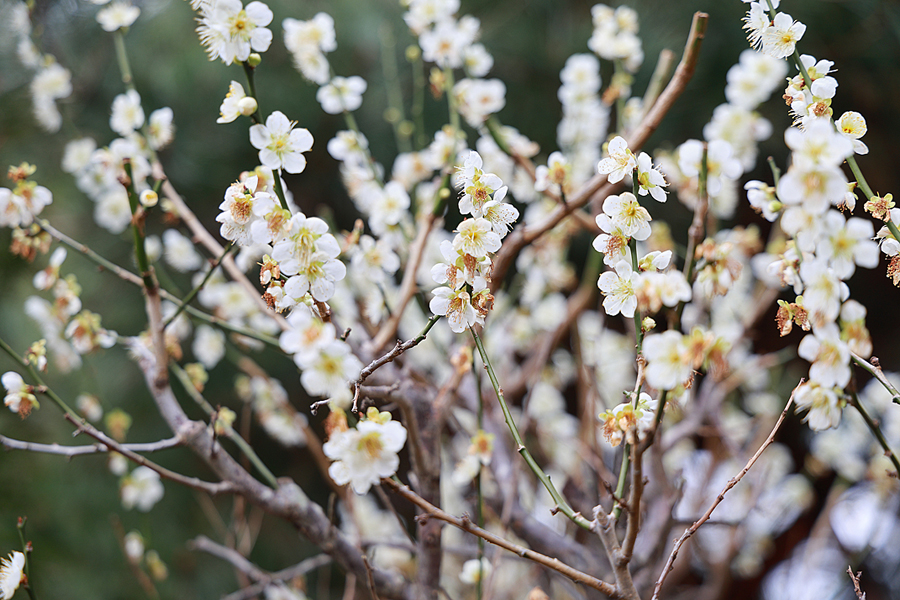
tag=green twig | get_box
[469,329,592,531]
[113,30,134,89]
[0,336,80,421]
[122,159,155,291]
[170,362,279,489]
[165,242,234,329]
[850,390,900,477]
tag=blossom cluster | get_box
[429,151,518,333]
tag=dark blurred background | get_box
[1,0,899,597]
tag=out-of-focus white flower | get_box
[299,340,362,398]
[460,558,492,585]
[124,531,145,562]
[162,229,204,272]
[453,78,506,128]
[146,107,175,150]
[96,0,140,31]
[643,330,693,391]
[193,324,226,369]
[794,381,842,431]
[110,89,145,136]
[316,76,367,115]
[121,466,165,511]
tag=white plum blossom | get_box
[0,552,25,600]
[759,12,806,59]
[635,152,667,202]
[250,111,314,174]
[323,408,407,495]
[216,175,276,246]
[602,192,651,240]
[597,136,636,184]
[798,324,851,389]
[217,80,257,123]
[598,260,639,318]
[837,111,869,155]
[195,0,273,65]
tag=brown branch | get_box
[384,478,617,597]
[490,11,708,288]
[650,384,797,600]
[591,508,639,600]
[189,535,267,581]
[370,213,437,351]
[847,566,866,600]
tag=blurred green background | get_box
[1,0,900,597]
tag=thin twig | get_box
[370,213,437,350]
[383,478,617,597]
[847,566,866,600]
[650,384,798,600]
[189,535,267,581]
[851,352,900,404]
[362,554,383,600]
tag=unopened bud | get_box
[768,200,783,213]
[139,189,158,207]
[405,45,420,62]
[238,96,258,116]
[641,316,656,332]
[247,53,262,67]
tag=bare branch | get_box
[191,534,332,600]
[370,213,438,351]
[384,478,617,597]
[847,566,866,600]
[650,384,797,600]
[0,433,181,457]
[65,414,237,496]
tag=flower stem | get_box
[122,159,155,291]
[241,61,262,124]
[272,170,290,212]
[444,67,461,135]
[113,30,134,89]
[17,517,37,600]
[470,329,592,531]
